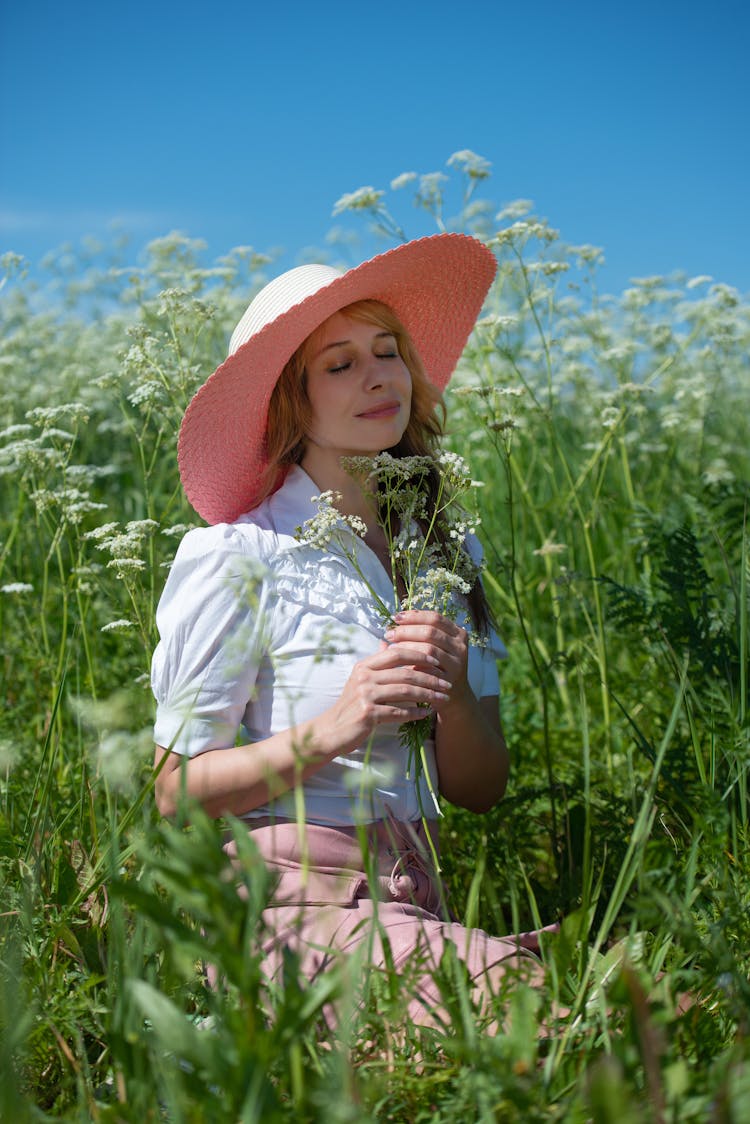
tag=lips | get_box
[356,400,401,419]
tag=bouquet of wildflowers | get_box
[296,451,484,809]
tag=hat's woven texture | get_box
[178,233,497,524]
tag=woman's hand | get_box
[383,609,510,812]
[383,610,471,713]
[327,636,453,749]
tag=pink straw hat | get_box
[178,232,497,524]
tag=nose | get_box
[363,355,384,390]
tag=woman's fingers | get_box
[384,610,466,649]
[351,652,451,702]
[335,642,455,741]
[336,616,474,746]
[383,611,469,684]
[368,641,442,671]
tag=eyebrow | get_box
[311,330,396,361]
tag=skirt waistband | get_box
[225,816,445,915]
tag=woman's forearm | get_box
[155,713,354,819]
[434,690,509,813]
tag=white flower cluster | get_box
[417,172,448,204]
[436,450,473,490]
[490,219,559,248]
[30,486,108,524]
[84,518,159,580]
[26,402,91,429]
[533,536,567,558]
[332,187,385,216]
[445,508,481,542]
[407,566,475,616]
[342,452,433,485]
[100,618,134,634]
[390,525,425,563]
[0,433,66,477]
[297,452,485,629]
[401,518,482,618]
[390,172,418,191]
[296,492,367,551]
[447,149,492,181]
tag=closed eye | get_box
[328,351,397,373]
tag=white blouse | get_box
[151,466,504,826]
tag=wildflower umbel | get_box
[296,491,368,551]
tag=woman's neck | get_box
[300,448,376,524]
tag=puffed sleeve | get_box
[151,524,272,756]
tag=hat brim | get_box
[178,233,497,524]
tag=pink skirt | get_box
[223,817,556,1029]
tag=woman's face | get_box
[302,310,412,459]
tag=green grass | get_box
[1,160,749,1120]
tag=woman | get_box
[151,234,552,1028]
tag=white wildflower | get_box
[1,582,33,595]
[128,380,163,408]
[332,187,384,216]
[65,499,109,524]
[491,219,558,247]
[476,313,519,332]
[491,385,525,399]
[126,519,159,535]
[408,567,474,614]
[0,439,65,476]
[534,537,567,558]
[616,382,653,397]
[101,619,135,633]
[436,450,472,488]
[447,150,492,180]
[418,172,448,195]
[86,519,157,562]
[702,459,735,486]
[631,275,666,288]
[600,406,621,429]
[95,727,153,794]
[161,523,197,538]
[342,453,433,486]
[686,274,713,289]
[539,261,570,276]
[390,172,418,190]
[26,403,90,428]
[296,491,367,551]
[84,522,120,542]
[107,557,146,573]
[0,424,33,440]
[0,738,21,773]
[495,199,534,222]
[569,243,605,265]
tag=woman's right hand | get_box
[326,640,451,751]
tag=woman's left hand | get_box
[383,610,470,711]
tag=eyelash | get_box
[328,352,397,374]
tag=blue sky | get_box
[1,0,748,296]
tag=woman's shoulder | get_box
[171,515,281,569]
[172,466,317,562]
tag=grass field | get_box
[1,164,749,1120]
